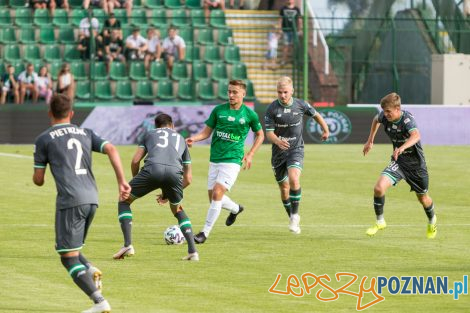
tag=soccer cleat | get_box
[366,221,387,236]
[88,266,103,291]
[289,214,301,234]
[182,252,199,261]
[225,205,244,226]
[112,245,135,260]
[427,215,437,239]
[81,300,111,313]
[194,232,207,244]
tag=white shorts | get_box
[207,162,241,191]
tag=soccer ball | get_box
[163,225,186,245]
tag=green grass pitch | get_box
[0,144,469,312]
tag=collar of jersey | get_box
[392,112,404,124]
[52,123,71,127]
[278,98,293,107]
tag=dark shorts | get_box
[381,160,429,194]
[272,149,304,183]
[55,204,97,254]
[130,165,184,205]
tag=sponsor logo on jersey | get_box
[306,109,352,144]
[228,116,235,122]
[239,117,246,124]
[284,108,291,113]
[276,114,282,117]
[404,118,410,124]
[216,131,241,142]
[293,112,299,115]
[392,124,398,129]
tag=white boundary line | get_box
[0,152,33,159]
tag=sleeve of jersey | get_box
[303,101,317,117]
[89,129,109,153]
[264,107,275,132]
[404,114,418,133]
[182,146,191,165]
[205,107,218,129]
[249,109,262,132]
[33,137,48,169]
[377,111,385,124]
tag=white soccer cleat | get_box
[88,266,103,291]
[113,245,135,260]
[289,214,301,234]
[182,252,199,261]
[81,300,111,313]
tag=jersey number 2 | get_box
[67,138,87,175]
[156,130,180,151]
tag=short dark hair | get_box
[49,94,72,119]
[229,80,246,91]
[154,113,173,128]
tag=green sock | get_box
[175,210,197,254]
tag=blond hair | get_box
[380,92,401,109]
[277,76,293,89]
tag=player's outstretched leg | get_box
[223,194,244,226]
[174,209,199,261]
[423,200,437,239]
[196,200,223,244]
[289,188,301,234]
[366,196,387,236]
[114,201,135,259]
[79,253,103,291]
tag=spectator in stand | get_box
[52,0,69,12]
[279,0,301,66]
[78,36,104,60]
[18,63,39,104]
[228,0,244,9]
[203,0,224,23]
[125,27,148,61]
[31,0,57,16]
[161,27,186,75]
[108,0,133,17]
[465,0,470,17]
[83,0,110,14]
[79,16,100,39]
[57,63,75,101]
[0,65,19,105]
[37,66,53,104]
[104,29,126,71]
[144,28,162,72]
[102,12,122,40]
[262,25,281,70]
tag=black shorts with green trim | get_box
[272,149,304,183]
[55,204,97,254]
[130,165,184,205]
[381,161,429,194]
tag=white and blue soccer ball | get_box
[163,225,186,245]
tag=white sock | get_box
[376,214,385,223]
[221,195,239,213]
[202,200,222,236]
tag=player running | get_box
[33,94,131,313]
[363,92,437,239]
[113,113,199,261]
[264,76,329,234]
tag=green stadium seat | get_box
[0,62,4,77]
[93,9,107,26]
[185,45,200,62]
[34,9,51,26]
[136,80,155,99]
[178,28,193,43]
[245,79,255,101]
[44,45,62,62]
[145,0,163,8]
[171,62,188,80]
[91,61,107,80]
[164,0,183,9]
[217,28,233,45]
[211,61,228,82]
[53,9,69,26]
[129,61,147,80]
[224,45,240,64]
[150,61,167,80]
[131,8,147,27]
[39,26,56,44]
[197,28,214,45]
[0,27,17,44]
[24,44,42,62]
[69,0,83,7]
[15,8,32,26]
[109,62,128,80]
[11,62,25,75]
[198,78,216,100]
[71,9,87,27]
[231,62,247,80]
[210,10,227,28]
[158,79,175,100]
[64,44,81,61]
[9,0,26,7]
[19,27,37,43]
[116,80,135,100]
[133,0,142,7]
[203,45,221,63]
[172,9,188,27]
[4,45,21,62]
[76,81,91,100]
[0,8,12,26]
[71,61,87,80]
[31,60,44,73]
[186,0,201,9]
[0,0,5,6]
[190,9,206,28]
[150,9,167,27]
[177,79,194,100]
[217,79,229,100]
[95,81,113,100]
[113,9,129,25]
[59,26,76,44]
[192,60,208,81]
[49,61,62,80]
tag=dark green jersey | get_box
[206,103,262,165]
[139,127,191,170]
[378,110,427,170]
[33,123,108,210]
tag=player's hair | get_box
[229,80,246,91]
[155,113,173,128]
[380,92,401,109]
[49,94,72,119]
[277,76,293,89]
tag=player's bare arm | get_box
[183,164,192,188]
[130,146,146,177]
[393,129,421,160]
[363,115,380,156]
[242,129,264,170]
[186,126,213,147]
[103,143,131,201]
[313,113,330,141]
[32,168,46,186]
[266,130,290,150]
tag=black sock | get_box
[61,256,100,300]
[78,252,91,269]
[118,201,133,247]
[282,199,291,217]
[175,210,197,254]
[373,196,385,218]
[289,188,301,215]
[424,203,435,222]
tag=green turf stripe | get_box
[100,141,109,153]
[381,172,397,184]
[68,264,86,276]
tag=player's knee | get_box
[374,184,385,196]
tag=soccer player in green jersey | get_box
[33,94,131,313]
[186,80,265,244]
[363,92,437,239]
